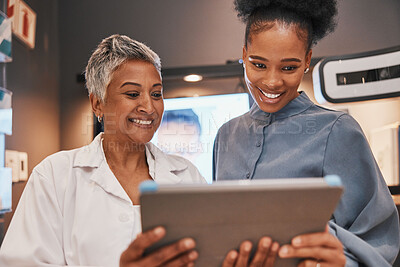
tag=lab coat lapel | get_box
[89,161,132,203]
[73,133,132,203]
[145,142,187,184]
[74,134,188,200]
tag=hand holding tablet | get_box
[140,176,343,267]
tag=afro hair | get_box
[234,0,338,48]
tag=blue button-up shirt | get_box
[213,92,399,266]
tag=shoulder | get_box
[33,147,82,180]
[314,109,368,153]
[306,104,346,120]
[34,134,104,179]
[23,146,87,206]
[305,104,362,132]
[329,113,366,142]
[309,105,364,135]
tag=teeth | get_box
[131,118,152,125]
[260,89,281,99]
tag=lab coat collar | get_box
[72,133,187,203]
[72,134,130,202]
[249,91,314,122]
[72,133,104,168]
[144,141,187,184]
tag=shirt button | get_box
[246,172,250,179]
[119,213,129,222]
[256,141,261,147]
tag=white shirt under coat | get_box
[0,133,206,267]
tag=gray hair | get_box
[85,34,161,101]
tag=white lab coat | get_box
[0,133,206,267]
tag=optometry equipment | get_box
[313,46,400,104]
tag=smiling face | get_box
[243,22,312,113]
[91,59,164,146]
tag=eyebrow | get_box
[121,82,141,88]
[281,58,302,63]
[249,55,302,63]
[120,82,162,88]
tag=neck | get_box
[102,134,147,169]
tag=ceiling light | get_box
[183,74,203,82]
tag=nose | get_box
[262,69,283,89]
[137,94,155,114]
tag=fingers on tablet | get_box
[222,250,239,267]
[122,226,198,266]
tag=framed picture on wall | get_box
[7,0,36,49]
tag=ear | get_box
[90,93,104,118]
[305,49,312,69]
[242,45,247,68]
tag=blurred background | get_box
[0,0,399,247]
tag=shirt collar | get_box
[249,91,314,122]
[72,133,104,168]
[73,133,188,181]
[72,134,129,202]
[145,142,188,184]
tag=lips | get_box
[128,118,154,126]
[259,89,281,99]
[258,87,283,99]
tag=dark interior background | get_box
[1,1,400,260]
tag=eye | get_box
[125,92,139,98]
[282,66,298,71]
[151,91,163,99]
[252,62,266,69]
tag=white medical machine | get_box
[313,46,400,104]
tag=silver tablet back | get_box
[140,178,343,267]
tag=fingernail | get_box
[230,251,238,260]
[244,242,252,251]
[154,227,164,236]
[184,238,195,249]
[279,246,289,256]
[189,250,198,260]
[262,238,271,248]
[292,237,302,246]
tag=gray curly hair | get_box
[85,34,161,101]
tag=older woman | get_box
[214,0,400,267]
[0,34,205,267]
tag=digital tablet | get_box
[140,176,343,267]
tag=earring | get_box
[97,115,103,123]
[304,67,310,74]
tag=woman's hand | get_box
[120,226,198,267]
[222,237,280,267]
[278,226,346,267]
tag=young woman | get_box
[214,1,400,266]
[0,34,206,267]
